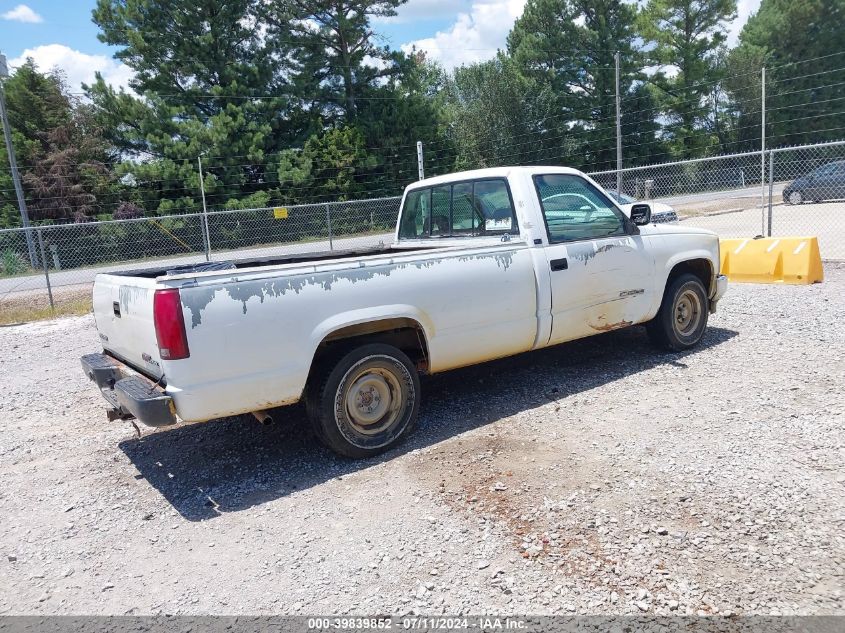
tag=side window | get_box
[431,185,451,236]
[474,180,515,233]
[451,182,475,234]
[534,174,626,243]
[398,178,518,238]
[399,189,429,239]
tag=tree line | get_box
[1,0,843,228]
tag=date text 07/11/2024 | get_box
[307,617,528,630]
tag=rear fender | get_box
[308,303,434,365]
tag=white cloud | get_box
[727,0,762,46]
[11,44,134,93]
[2,3,42,23]
[402,0,527,70]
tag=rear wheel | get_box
[305,343,420,458]
[647,273,709,351]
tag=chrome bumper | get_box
[710,274,728,313]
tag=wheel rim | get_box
[343,367,403,435]
[789,191,802,205]
[674,289,702,336]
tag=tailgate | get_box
[92,274,164,379]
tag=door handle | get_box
[550,258,568,271]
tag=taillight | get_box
[153,288,190,360]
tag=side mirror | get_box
[630,203,651,226]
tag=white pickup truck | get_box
[82,166,727,457]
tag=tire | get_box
[646,273,710,352]
[305,343,420,458]
[786,190,803,205]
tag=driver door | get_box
[533,174,656,345]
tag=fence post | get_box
[767,150,775,237]
[326,203,333,250]
[36,227,54,311]
[197,156,211,261]
[614,51,622,195]
[760,66,766,236]
[416,141,425,181]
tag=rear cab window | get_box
[398,178,518,239]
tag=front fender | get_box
[647,235,719,318]
[663,249,718,289]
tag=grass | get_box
[0,293,92,326]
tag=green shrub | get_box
[1,248,27,276]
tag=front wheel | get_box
[306,343,420,458]
[786,190,803,205]
[646,274,709,351]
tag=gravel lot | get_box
[1,266,843,616]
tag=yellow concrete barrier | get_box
[719,237,824,284]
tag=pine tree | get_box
[640,0,737,158]
[261,0,406,125]
[89,0,292,213]
[508,0,643,171]
[726,0,845,148]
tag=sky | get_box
[0,0,763,93]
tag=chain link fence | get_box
[0,197,400,321]
[589,140,845,259]
[2,140,844,322]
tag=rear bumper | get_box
[81,353,177,427]
[710,274,728,313]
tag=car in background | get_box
[606,190,679,224]
[783,160,845,205]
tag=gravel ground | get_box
[1,266,843,616]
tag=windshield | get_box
[608,190,636,205]
[811,161,845,177]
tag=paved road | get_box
[0,232,393,297]
[682,200,845,259]
[660,183,786,208]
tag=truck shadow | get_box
[119,325,737,521]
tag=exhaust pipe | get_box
[252,410,273,425]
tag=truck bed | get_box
[109,245,429,280]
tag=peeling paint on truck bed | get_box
[181,252,515,328]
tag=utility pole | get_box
[760,66,766,235]
[0,52,37,267]
[614,51,622,195]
